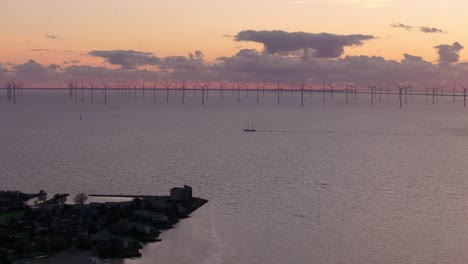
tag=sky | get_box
[1,0,468,87]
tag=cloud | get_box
[401,54,427,64]
[0,65,8,78]
[14,60,50,75]
[390,23,413,31]
[63,60,80,65]
[7,52,468,88]
[434,42,464,65]
[343,0,392,8]
[48,64,62,71]
[45,34,58,40]
[88,50,160,69]
[234,30,375,58]
[419,26,445,34]
[30,48,52,52]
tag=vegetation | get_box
[0,189,207,263]
[0,211,24,225]
[73,193,88,204]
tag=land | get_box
[0,187,207,264]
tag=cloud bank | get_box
[234,30,375,58]
[88,50,161,70]
[435,42,464,65]
[2,30,468,88]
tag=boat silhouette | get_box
[243,123,256,132]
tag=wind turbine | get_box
[300,80,304,107]
[459,82,467,107]
[309,83,313,98]
[101,81,108,105]
[163,82,172,102]
[276,81,283,105]
[395,84,405,108]
[262,81,266,98]
[201,84,208,105]
[345,82,349,104]
[152,81,157,101]
[193,84,198,98]
[181,80,186,104]
[89,82,94,103]
[142,81,146,100]
[256,82,262,103]
[67,81,75,99]
[368,83,379,106]
[379,82,383,102]
[220,81,224,101]
[354,83,358,100]
[452,83,456,102]
[133,83,138,99]
[322,81,326,103]
[424,83,429,102]
[80,81,85,102]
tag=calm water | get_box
[2,90,468,264]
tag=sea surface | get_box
[2,89,468,264]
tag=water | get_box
[2,90,468,264]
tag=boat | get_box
[243,123,256,132]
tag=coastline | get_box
[1,189,207,263]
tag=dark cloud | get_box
[14,60,49,75]
[434,42,464,65]
[10,60,63,86]
[401,54,427,64]
[420,26,445,34]
[48,64,61,71]
[30,48,51,52]
[0,65,8,77]
[88,50,160,69]
[7,53,468,88]
[234,30,375,58]
[63,60,80,65]
[64,65,159,80]
[391,23,413,31]
[45,35,58,40]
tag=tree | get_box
[51,235,67,251]
[73,193,88,204]
[53,194,67,205]
[36,237,51,252]
[14,240,28,255]
[76,234,92,250]
[0,248,8,263]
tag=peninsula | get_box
[0,186,207,263]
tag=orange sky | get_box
[1,0,467,66]
[1,0,468,87]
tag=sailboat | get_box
[243,122,256,132]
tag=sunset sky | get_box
[1,0,468,87]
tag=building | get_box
[170,185,192,201]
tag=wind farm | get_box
[6,80,468,110]
[4,1,468,264]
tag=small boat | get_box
[243,123,256,132]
